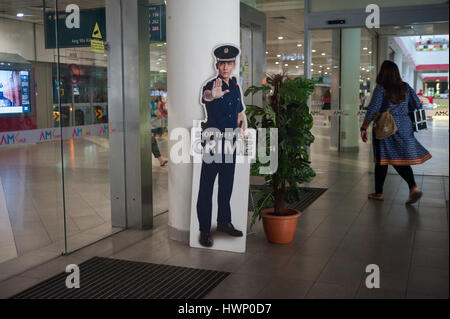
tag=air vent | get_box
[271,16,287,20]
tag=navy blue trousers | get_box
[196,138,236,231]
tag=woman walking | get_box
[360,60,431,204]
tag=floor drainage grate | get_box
[249,186,327,212]
[10,257,230,299]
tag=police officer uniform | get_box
[197,45,244,247]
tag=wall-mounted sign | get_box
[149,4,166,42]
[416,37,448,51]
[45,8,106,49]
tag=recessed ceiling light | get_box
[275,62,279,65]
[302,61,305,63]
[296,66,299,68]
[284,64,288,66]
[297,44,302,47]
[278,36,284,40]
[369,51,372,54]
[311,63,314,66]
[321,53,326,56]
[326,67,330,70]
[324,72,328,74]
[16,13,24,17]
[312,49,316,53]
[367,78,370,80]
[311,69,314,72]
[363,47,368,50]
[319,70,322,73]
[277,54,281,58]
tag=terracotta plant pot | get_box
[261,208,301,244]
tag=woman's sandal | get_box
[406,190,422,205]
[368,193,384,201]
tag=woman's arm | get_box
[407,83,423,112]
[361,85,384,130]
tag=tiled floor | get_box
[0,171,447,298]
[0,119,447,298]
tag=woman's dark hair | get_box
[376,60,406,104]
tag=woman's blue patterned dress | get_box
[364,82,431,166]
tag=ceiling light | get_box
[320,65,323,68]
[324,72,328,74]
[16,13,24,18]
[319,70,322,73]
[369,51,372,54]
[284,64,288,66]
[297,44,302,47]
[277,54,281,58]
[311,63,314,66]
[312,49,316,53]
[275,62,279,65]
[266,51,268,54]
[296,66,299,69]
[363,47,368,50]
[278,36,284,40]
[367,78,370,80]
[302,61,305,63]
[311,69,314,72]
[321,53,326,56]
[326,67,330,70]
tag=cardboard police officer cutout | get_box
[189,44,251,253]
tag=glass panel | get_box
[58,0,124,253]
[149,0,168,216]
[0,0,65,271]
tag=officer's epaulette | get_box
[231,76,237,86]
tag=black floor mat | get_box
[10,257,230,299]
[249,185,327,212]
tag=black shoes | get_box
[199,223,243,247]
[216,222,243,237]
[199,230,213,247]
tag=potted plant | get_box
[244,74,316,244]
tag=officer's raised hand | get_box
[204,78,230,101]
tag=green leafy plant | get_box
[245,74,316,229]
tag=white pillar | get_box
[166,0,240,242]
[339,28,360,152]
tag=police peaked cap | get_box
[214,45,240,62]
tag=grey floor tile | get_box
[316,255,367,289]
[411,247,449,270]
[407,266,449,298]
[306,282,358,299]
[256,276,314,299]
[204,273,269,299]
[0,275,42,299]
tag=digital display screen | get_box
[0,70,31,114]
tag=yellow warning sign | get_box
[95,108,103,119]
[92,22,102,39]
[91,39,104,53]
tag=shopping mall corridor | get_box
[0,119,447,299]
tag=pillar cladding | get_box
[339,28,361,152]
[107,0,152,229]
[166,0,240,242]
